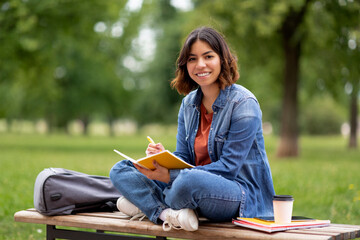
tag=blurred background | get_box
[1,1,360,238]
[0,0,359,156]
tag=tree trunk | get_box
[276,0,311,158]
[276,31,301,157]
[108,116,115,137]
[82,116,90,136]
[349,84,358,148]
[46,114,55,134]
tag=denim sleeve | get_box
[168,169,181,184]
[196,98,262,180]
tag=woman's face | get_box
[186,40,221,90]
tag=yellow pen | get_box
[147,136,155,144]
[147,136,162,152]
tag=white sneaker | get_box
[162,208,198,231]
[116,196,146,221]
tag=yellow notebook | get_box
[114,149,194,170]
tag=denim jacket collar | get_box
[189,85,232,110]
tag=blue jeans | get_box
[110,160,244,224]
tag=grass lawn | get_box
[0,132,359,239]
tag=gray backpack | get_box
[34,168,121,216]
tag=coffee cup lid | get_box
[273,195,294,201]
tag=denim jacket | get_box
[171,84,275,217]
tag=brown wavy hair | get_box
[171,27,239,95]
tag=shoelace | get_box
[117,211,146,221]
[130,212,146,221]
[162,211,182,231]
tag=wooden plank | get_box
[287,229,340,240]
[78,212,236,229]
[331,224,360,229]
[198,226,333,240]
[14,210,169,238]
[331,224,360,238]
[76,212,335,240]
[269,231,332,240]
[14,210,334,240]
[304,226,357,240]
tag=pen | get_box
[147,136,155,144]
[147,136,162,152]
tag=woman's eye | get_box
[205,55,213,59]
[188,57,196,62]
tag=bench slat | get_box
[302,226,357,239]
[75,211,360,238]
[331,224,360,238]
[14,210,340,240]
[287,229,341,240]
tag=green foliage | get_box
[0,133,359,239]
[300,95,346,135]
[0,0,139,127]
[190,0,359,151]
[131,0,183,125]
[302,0,360,103]
[0,0,359,139]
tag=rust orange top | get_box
[194,103,213,166]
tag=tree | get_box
[188,0,360,156]
[0,0,125,127]
[302,0,360,148]
[188,0,314,157]
[0,0,147,133]
[324,1,360,149]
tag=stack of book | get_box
[232,216,330,233]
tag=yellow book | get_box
[114,149,194,170]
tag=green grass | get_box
[0,132,359,239]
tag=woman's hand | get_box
[145,143,165,156]
[134,160,170,183]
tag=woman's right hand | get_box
[145,143,165,156]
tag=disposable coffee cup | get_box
[273,195,294,224]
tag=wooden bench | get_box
[14,209,360,240]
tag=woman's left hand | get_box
[134,160,170,183]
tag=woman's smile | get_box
[196,72,211,77]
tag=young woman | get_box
[110,27,275,232]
